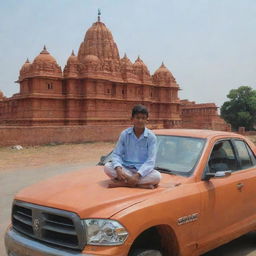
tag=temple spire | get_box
[40,45,49,54]
[136,55,142,62]
[98,8,101,22]
[71,49,75,56]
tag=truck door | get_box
[231,139,256,220]
[197,139,245,252]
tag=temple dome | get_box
[133,56,147,67]
[133,56,150,74]
[154,62,173,76]
[67,50,78,64]
[0,90,4,98]
[19,58,32,81]
[133,56,151,83]
[20,58,31,74]
[121,53,133,66]
[78,20,120,63]
[153,62,176,86]
[29,46,62,78]
[120,53,137,81]
[33,46,57,64]
[63,50,79,78]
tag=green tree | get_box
[221,86,256,130]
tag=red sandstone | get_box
[0,15,229,146]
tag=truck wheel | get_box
[131,249,162,256]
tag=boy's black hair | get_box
[132,104,149,117]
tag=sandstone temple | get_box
[0,15,229,145]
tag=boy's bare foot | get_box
[108,181,134,188]
[136,184,158,189]
[108,181,159,189]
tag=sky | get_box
[0,0,256,108]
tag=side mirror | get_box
[97,151,113,166]
[97,155,106,166]
[203,170,232,181]
[100,155,106,162]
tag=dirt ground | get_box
[248,135,256,144]
[0,142,115,172]
[1,136,256,256]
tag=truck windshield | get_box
[155,135,205,176]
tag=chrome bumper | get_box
[5,227,92,256]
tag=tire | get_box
[131,249,163,256]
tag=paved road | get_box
[1,164,256,256]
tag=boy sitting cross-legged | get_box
[104,104,161,189]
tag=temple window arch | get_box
[47,83,53,89]
[111,83,116,97]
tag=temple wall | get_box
[0,98,35,123]
[0,125,126,146]
[0,73,183,128]
[181,101,231,131]
[0,117,184,146]
[20,78,62,95]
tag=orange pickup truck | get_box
[5,129,256,256]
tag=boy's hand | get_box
[127,173,141,186]
[115,167,128,181]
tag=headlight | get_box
[82,219,128,245]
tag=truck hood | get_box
[15,166,185,219]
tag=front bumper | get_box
[5,227,93,256]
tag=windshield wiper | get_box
[155,167,176,175]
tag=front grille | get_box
[12,205,33,235]
[12,200,85,250]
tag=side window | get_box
[246,143,256,165]
[234,140,254,170]
[208,140,238,173]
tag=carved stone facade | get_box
[0,17,229,132]
[180,100,230,131]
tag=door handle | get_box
[236,183,244,191]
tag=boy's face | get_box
[131,113,148,129]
